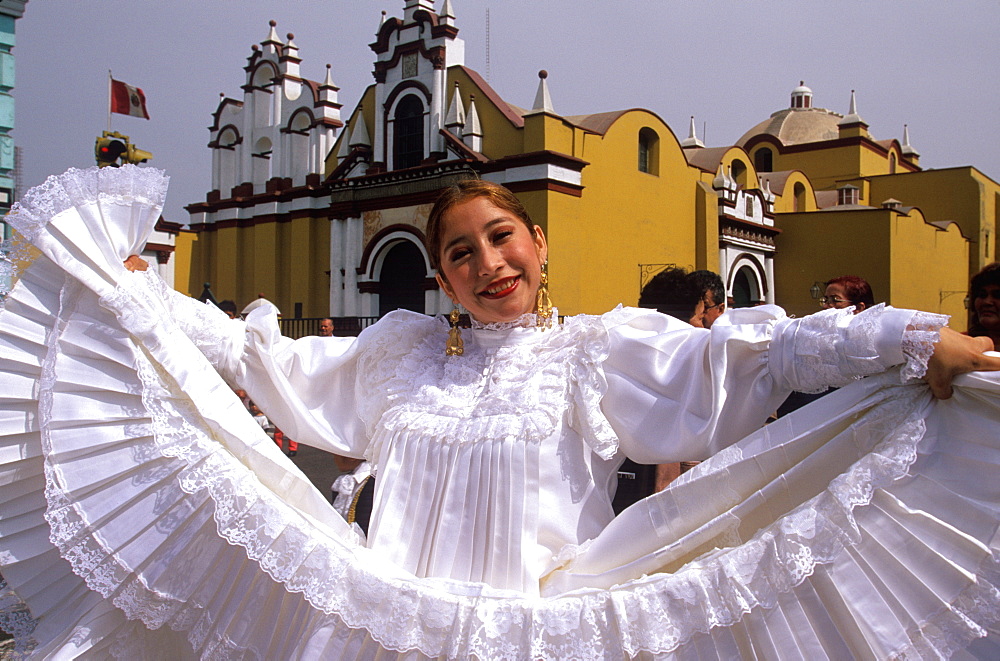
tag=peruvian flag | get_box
[110,79,150,119]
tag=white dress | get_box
[1,166,999,659]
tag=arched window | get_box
[251,63,277,127]
[216,127,239,194]
[754,148,773,173]
[793,182,806,212]
[889,152,897,174]
[730,159,747,188]
[252,136,272,184]
[378,241,426,316]
[394,95,425,170]
[287,111,313,179]
[638,128,659,175]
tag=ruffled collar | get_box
[470,308,560,332]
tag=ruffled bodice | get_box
[348,312,620,591]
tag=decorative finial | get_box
[681,115,704,148]
[532,71,554,113]
[269,19,276,27]
[287,33,294,41]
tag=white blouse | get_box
[180,294,934,596]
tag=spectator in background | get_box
[319,318,335,337]
[688,269,727,328]
[820,275,875,312]
[968,262,1000,350]
[776,274,876,418]
[248,401,273,437]
[638,267,727,329]
[218,300,239,319]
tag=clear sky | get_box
[13,0,1000,224]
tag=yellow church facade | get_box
[183,1,990,333]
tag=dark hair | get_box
[826,275,875,308]
[425,179,534,273]
[688,270,725,307]
[638,267,702,321]
[218,299,238,317]
[969,262,1000,337]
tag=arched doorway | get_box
[378,241,426,316]
[731,265,761,308]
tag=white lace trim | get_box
[32,274,1000,659]
[470,307,559,331]
[356,310,619,460]
[6,165,168,244]
[146,368,1000,658]
[780,304,946,394]
[888,555,1000,660]
[900,310,949,381]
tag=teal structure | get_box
[0,1,26,297]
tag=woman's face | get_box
[973,283,1000,331]
[822,283,864,313]
[435,195,547,324]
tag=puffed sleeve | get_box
[159,286,368,457]
[600,304,945,463]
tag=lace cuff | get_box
[8,165,167,247]
[900,310,948,381]
[770,305,945,394]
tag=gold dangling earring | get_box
[536,261,553,329]
[446,307,464,356]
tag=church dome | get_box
[736,82,844,148]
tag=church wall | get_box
[522,113,575,157]
[558,111,698,313]
[868,167,998,273]
[887,210,969,326]
[768,172,815,213]
[170,232,197,298]
[694,182,721,273]
[857,144,895,182]
[187,214,332,317]
[250,221,279,304]
[772,145,866,192]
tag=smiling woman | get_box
[2,167,1000,659]
[427,181,547,325]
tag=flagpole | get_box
[107,70,112,132]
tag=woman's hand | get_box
[925,327,1000,399]
[124,255,149,272]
